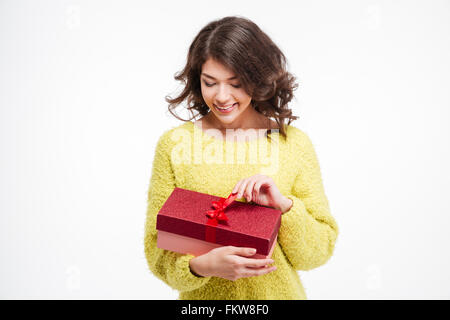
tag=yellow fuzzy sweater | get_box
[144,121,338,300]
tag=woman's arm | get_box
[144,131,211,291]
[277,131,339,271]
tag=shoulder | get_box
[285,124,313,146]
[155,121,193,150]
[284,125,321,166]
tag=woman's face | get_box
[200,58,254,128]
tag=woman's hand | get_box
[232,174,293,213]
[189,246,276,281]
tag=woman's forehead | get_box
[201,59,237,80]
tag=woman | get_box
[144,15,338,299]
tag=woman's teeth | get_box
[216,103,237,110]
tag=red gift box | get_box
[156,187,281,259]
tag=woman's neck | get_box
[203,106,271,132]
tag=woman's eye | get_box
[203,81,241,89]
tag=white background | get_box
[1,0,449,299]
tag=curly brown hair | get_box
[165,15,299,141]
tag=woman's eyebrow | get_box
[201,73,237,81]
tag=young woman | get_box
[144,16,338,300]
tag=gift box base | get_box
[157,230,277,259]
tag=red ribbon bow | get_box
[205,192,238,226]
[204,192,238,242]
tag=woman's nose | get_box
[215,84,232,102]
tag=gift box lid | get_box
[156,187,282,255]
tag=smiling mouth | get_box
[215,103,238,112]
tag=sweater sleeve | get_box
[143,130,211,292]
[277,130,339,271]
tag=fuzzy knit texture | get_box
[144,121,338,300]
